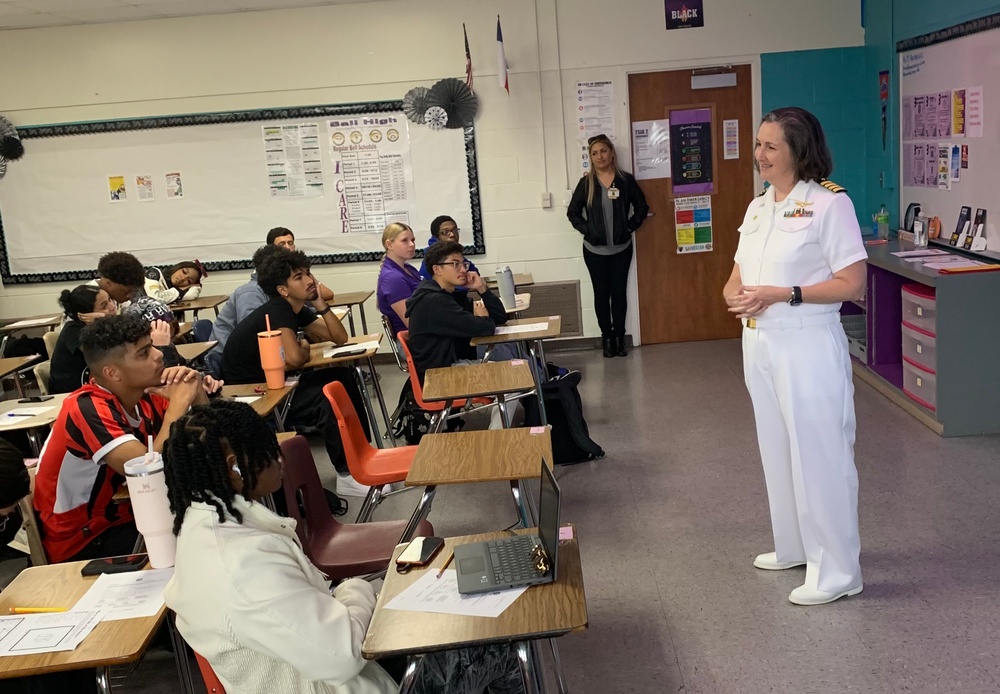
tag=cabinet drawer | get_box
[901,283,936,335]
[903,358,937,412]
[901,323,936,373]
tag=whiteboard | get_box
[0,102,483,284]
[898,15,1000,249]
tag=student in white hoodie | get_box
[162,400,525,694]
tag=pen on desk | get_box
[9,607,68,614]
[436,551,455,578]
[6,413,33,418]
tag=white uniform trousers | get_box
[743,317,862,593]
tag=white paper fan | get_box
[425,106,449,131]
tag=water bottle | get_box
[124,436,176,568]
[914,220,929,248]
[258,313,286,390]
[877,204,890,241]
[496,265,516,310]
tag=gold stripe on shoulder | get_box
[819,179,846,194]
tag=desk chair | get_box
[194,652,227,694]
[323,381,417,524]
[380,314,407,439]
[42,327,61,360]
[396,331,495,433]
[17,467,48,566]
[33,360,51,395]
[279,435,433,578]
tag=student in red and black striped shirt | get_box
[34,314,219,564]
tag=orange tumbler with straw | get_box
[257,314,286,389]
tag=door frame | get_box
[619,56,763,346]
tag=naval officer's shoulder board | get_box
[818,179,847,194]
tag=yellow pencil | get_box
[8,607,68,614]
[436,552,455,578]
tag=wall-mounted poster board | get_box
[897,14,1000,253]
[0,101,483,284]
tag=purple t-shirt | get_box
[377,258,422,336]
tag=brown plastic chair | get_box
[194,652,227,694]
[279,435,433,579]
[323,381,419,523]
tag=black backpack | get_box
[391,380,464,445]
[523,370,604,465]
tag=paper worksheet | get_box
[891,249,950,257]
[233,396,262,405]
[4,316,59,329]
[494,323,548,335]
[73,568,173,621]
[3,406,55,417]
[0,610,103,656]
[323,340,381,358]
[383,569,527,619]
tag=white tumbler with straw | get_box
[124,436,176,568]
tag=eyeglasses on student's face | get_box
[436,259,471,270]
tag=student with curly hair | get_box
[144,260,206,304]
[48,284,117,394]
[163,400,526,694]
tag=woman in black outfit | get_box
[48,285,116,393]
[567,134,649,357]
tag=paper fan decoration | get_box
[425,106,449,131]
[425,78,479,128]
[403,87,430,125]
[0,115,24,181]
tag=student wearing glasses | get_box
[405,241,507,381]
[567,134,649,358]
[418,215,480,288]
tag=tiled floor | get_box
[6,340,1000,693]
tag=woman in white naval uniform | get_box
[722,107,868,606]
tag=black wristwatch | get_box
[788,286,803,306]
[316,306,332,316]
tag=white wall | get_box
[0,0,863,338]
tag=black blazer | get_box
[567,171,649,247]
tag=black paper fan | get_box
[403,87,430,125]
[425,106,448,131]
[425,78,479,128]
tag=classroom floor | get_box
[6,339,1000,694]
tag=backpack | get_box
[523,370,605,465]
[391,380,465,445]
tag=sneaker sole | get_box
[789,584,863,606]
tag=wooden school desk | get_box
[168,294,229,320]
[422,360,536,429]
[220,382,298,430]
[0,354,43,398]
[332,290,374,337]
[174,340,217,363]
[485,272,535,288]
[0,561,195,694]
[0,391,69,455]
[363,526,588,694]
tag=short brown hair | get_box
[757,107,833,183]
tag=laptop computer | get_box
[455,459,561,595]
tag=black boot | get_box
[602,337,615,358]
[614,336,628,357]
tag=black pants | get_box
[583,244,633,338]
[286,367,372,475]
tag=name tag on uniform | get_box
[607,186,620,200]
[784,208,813,218]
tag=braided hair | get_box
[163,399,281,536]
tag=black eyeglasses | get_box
[436,260,471,270]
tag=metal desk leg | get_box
[346,306,357,337]
[526,341,548,426]
[509,480,533,530]
[353,364,384,449]
[399,486,437,543]
[529,640,550,693]
[549,638,569,694]
[0,335,8,358]
[168,612,198,694]
[96,666,112,694]
[26,428,42,457]
[497,393,512,428]
[273,389,295,432]
[516,641,546,694]
[366,356,395,446]
[359,304,369,334]
[13,371,25,398]
[397,657,421,693]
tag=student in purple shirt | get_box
[376,222,422,341]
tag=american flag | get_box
[463,23,474,93]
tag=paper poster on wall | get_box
[664,0,704,29]
[950,144,961,181]
[966,86,983,137]
[936,144,950,190]
[631,119,671,180]
[961,144,969,169]
[135,175,154,202]
[263,124,324,199]
[107,175,126,203]
[669,109,713,195]
[913,95,927,138]
[575,81,615,142]
[327,112,415,233]
[952,89,966,136]
[902,97,913,140]
[674,195,712,253]
[911,143,925,186]
[936,92,952,137]
[879,71,890,150]
[926,93,940,138]
[578,141,591,175]
[924,144,936,187]
[165,172,184,199]
[723,119,739,159]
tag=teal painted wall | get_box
[761,47,869,229]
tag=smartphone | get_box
[17,395,54,403]
[395,537,445,568]
[81,554,149,576]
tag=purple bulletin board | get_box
[669,108,714,195]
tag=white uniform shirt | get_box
[735,179,868,320]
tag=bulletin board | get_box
[0,101,484,284]
[897,13,1000,250]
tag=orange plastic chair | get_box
[280,435,433,575]
[194,652,227,694]
[322,381,419,523]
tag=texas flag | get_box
[496,15,509,93]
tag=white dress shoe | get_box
[788,583,863,606]
[753,552,806,571]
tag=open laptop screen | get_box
[537,459,561,581]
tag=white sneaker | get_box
[336,473,371,497]
[753,552,806,571]
[789,583,863,606]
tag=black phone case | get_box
[80,555,149,576]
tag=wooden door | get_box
[629,65,754,343]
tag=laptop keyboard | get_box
[488,535,540,585]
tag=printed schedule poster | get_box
[575,81,615,143]
[669,108,714,195]
[263,123,324,199]
[327,113,415,234]
[674,195,713,254]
